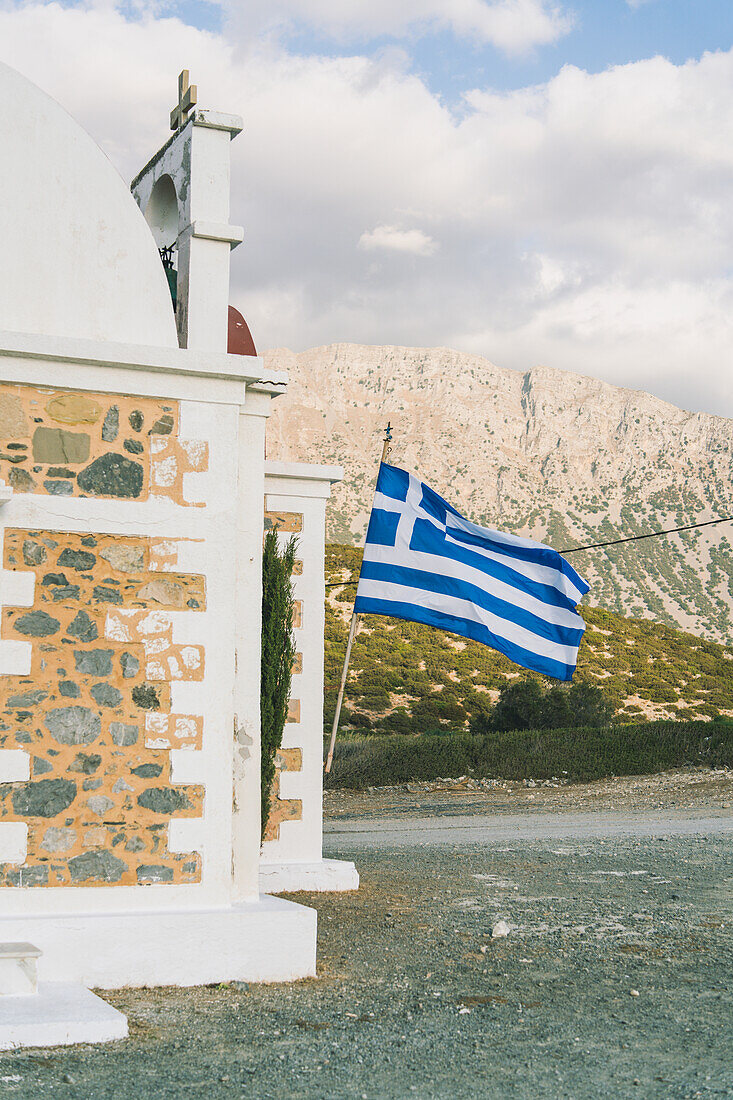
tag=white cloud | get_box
[1,4,733,417]
[359,225,438,256]
[224,0,573,56]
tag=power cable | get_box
[560,515,732,554]
[324,515,733,587]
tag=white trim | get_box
[0,329,287,393]
[192,109,243,136]
[259,859,359,894]
[0,641,31,677]
[168,817,205,856]
[0,751,30,783]
[265,460,343,484]
[0,824,27,865]
[170,750,206,785]
[190,221,244,248]
[0,569,34,607]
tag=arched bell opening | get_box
[145,174,179,309]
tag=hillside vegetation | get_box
[324,544,733,735]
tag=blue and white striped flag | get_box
[353,463,590,681]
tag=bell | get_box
[164,265,177,309]
[158,245,177,309]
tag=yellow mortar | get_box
[263,747,303,845]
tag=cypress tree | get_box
[260,529,297,842]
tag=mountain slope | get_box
[266,344,733,643]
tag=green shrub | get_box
[556,682,614,727]
[261,530,296,841]
[474,679,544,733]
[470,679,614,733]
[325,720,733,789]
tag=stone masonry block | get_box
[264,511,303,534]
[286,699,301,724]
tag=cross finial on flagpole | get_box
[381,422,393,464]
[170,69,197,131]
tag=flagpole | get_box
[324,424,393,775]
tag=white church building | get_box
[0,61,356,1047]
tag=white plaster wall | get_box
[0,63,177,349]
[260,463,342,868]
[182,235,233,352]
[232,394,271,901]
[132,112,242,234]
[131,112,243,354]
[0,896,316,988]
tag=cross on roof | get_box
[170,70,197,131]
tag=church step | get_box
[0,983,128,1049]
[0,942,42,996]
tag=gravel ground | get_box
[1,770,731,1100]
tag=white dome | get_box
[0,63,178,349]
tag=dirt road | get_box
[326,807,733,847]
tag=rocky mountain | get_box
[265,344,733,643]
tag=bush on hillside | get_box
[469,679,614,734]
[470,679,542,733]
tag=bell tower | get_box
[131,71,244,353]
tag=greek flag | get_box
[353,463,589,681]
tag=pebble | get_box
[385,775,571,794]
[630,989,640,997]
[492,920,511,939]
[336,766,732,801]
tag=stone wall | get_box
[0,528,205,887]
[0,383,207,505]
[0,382,210,889]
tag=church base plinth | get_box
[259,858,359,894]
[0,984,127,1050]
[0,897,316,990]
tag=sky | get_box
[2,0,733,417]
